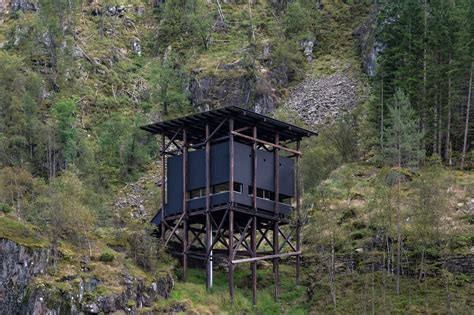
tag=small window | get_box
[279,194,292,205]
[213,183,229,194]
[249,186,278,201]
[233,182,243,194]
[265,191,275,201]
[189,188,205,199]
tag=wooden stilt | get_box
[182,128,188,281]
[161,132,166,243]
[229,118,235,302]
[205,123,212,290]
[273,133,280,301]
[251,125,257,306]
[296,140,301,286]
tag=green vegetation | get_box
[159,265,308,314]
[98,251,115,263]
[0,0,472,313]
[0,215,48,248]
[373,0,474,167]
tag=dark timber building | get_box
[141,106,315,304]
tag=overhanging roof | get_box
[140,106,316,143]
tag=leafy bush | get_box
[283,2,312,39]
[272,41,306,82]
[127,224,160,272]
[98,251,115,263]
[0,203,13,214]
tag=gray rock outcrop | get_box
[0,238,175,314]
[0,0,37,14]
[285,72,367,126]
[0,239,57,315]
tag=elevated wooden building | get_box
[141,106,315,304]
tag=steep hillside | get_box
[0,0,473,314]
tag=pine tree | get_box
[51,98,77,169]
[382,89,424,295]
[383,89,425,168]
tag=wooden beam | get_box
[160,126,183,155]
[257,227,273,250]
[189,227,206,249]
[279,226,297,252]
[232,218,253,260]
[165,212,185,245]
[231,251,302,264]
[190,118,228,148]
[231,131,302,155]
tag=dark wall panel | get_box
[188,149,205,190]
[210,142,229,185]
[279,158,294,197]
[234,142,252,187]
[256,149,274,192]
[163,140,295,218]
[166,155,183,216]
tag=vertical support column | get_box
[160,132,166,243]
[295,140,301,286]
[228,118,235,302]
[251,126,257,305]
[273,133,280,301]
[205,123,213,290]
[182,128,188,281]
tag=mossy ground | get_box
[0,214,49,248]
[310,270,473,314]
[157,264,308,314]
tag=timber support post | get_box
[296,140,301,286]
[273,133,280,301]
[251,125,258,305]
[160,132,166,243]
[228,118,235,302]
[182,128,188,281]
[205,122,212,290]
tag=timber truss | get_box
[144,107,313,305]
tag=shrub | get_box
[98,252,115,263]
[283,2,312,39]
[0,203,13,214]
[127,224,160,271]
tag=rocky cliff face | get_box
[0,0,37,15]
[0,238,176,314]
[189,67,277,115]
[0,239,57,315]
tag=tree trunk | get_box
[396,99,402,295]
[371,259,375,315]
[330,235,337,315]
[438,91,442,156]
[382,252,386,314]
[444,267,453,314]
[445,53,452,164]
[422,0,428,154]
[380,69,384,151]
[461,61,473,169]
[419,249,425,283]
[433,89,438,154]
